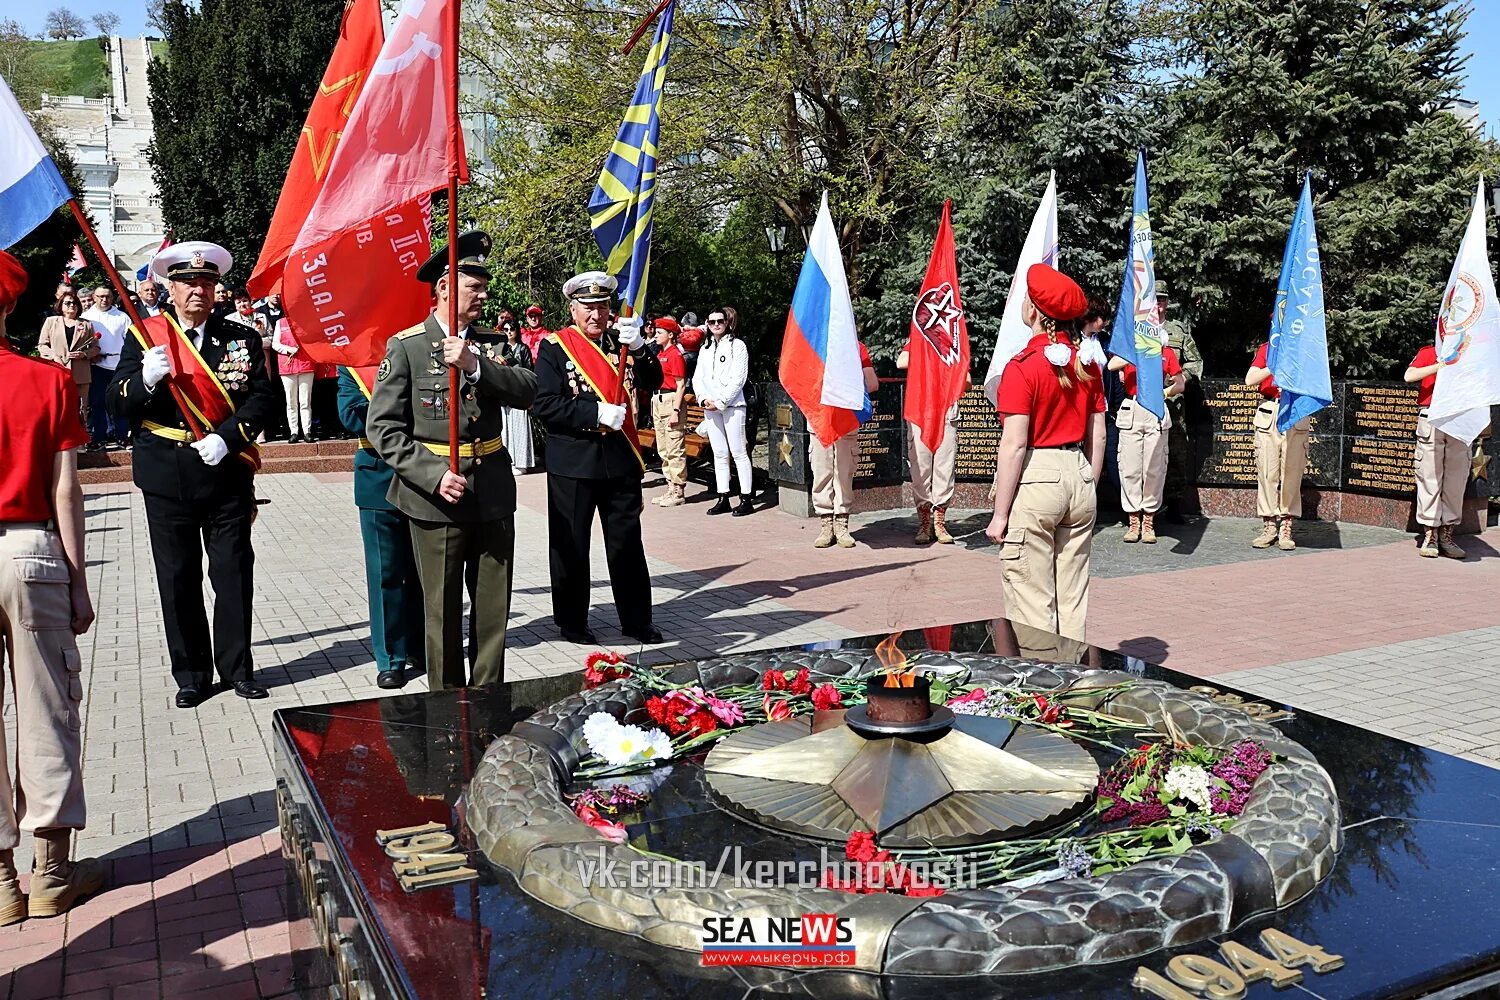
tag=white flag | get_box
[984,172,1059,405]
[1429,177,1500,445]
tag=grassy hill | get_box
[22,37,110,99]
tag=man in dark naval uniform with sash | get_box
[365,231,537,690]
[534,271,663,645]
[338,365,425,689]
[109,242,277,707]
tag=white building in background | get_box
[39,36,166,281]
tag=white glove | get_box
[615,315,645,351]
[191,433,230,467]
[596,402,627,431]
[143,345,171,388]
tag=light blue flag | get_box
[587,0,675,316]
[1106,151,1166,420]
[1266,175,1331,433]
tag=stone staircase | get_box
[79,438,358,484]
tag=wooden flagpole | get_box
[67,199,206,440]
[445,0,461,474]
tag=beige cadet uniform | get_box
[1254,401,1311,518]
[810,433,859,514]
[366,315,537,689]
[909,404,958,509]
[1414,409,1471,527]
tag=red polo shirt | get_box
[657,344,685,391]
[1251,342,1280,400]
[995,333,1106,447]
[1121,346,1182,398]
[1409,345,1438,407]
[0,343,89,521]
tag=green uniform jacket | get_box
[365,314,538,524]
[337,369,396,512]
[1163,318,1203,382]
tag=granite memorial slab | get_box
[275,620,1500,1000]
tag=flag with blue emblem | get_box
[1267,175,1331,433]
[1107,151,1166,420]
[588,0,675,317]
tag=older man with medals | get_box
[365,231,537,690]
[109,242,277,707]
[533,271,663,645]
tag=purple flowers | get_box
[1209,740,1274,815]
[570,784,651,817]
[1056,841,1093,878]
[1095,739,1275,828]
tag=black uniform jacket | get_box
[533,328,662,481]
[109,308,277,502]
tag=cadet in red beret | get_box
[985,263,1106,641]
[0,249,106,921]
[649,316,689,506]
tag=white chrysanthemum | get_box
[602,724,652,767]
[1162,764,1214,811]
[640,728,674,762]
[582,712,623,760]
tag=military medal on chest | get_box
[216,338,252,389]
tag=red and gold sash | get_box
[551,326,643,472]
[348,364,380,400]
[131,313,262,471]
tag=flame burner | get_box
[704,695,1099,848]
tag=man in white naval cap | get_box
[108,241,277,707]
[532,271,663,645]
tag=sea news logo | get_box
[700,914,856,967]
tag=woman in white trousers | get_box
[695,306,756,516]
[273,318,316,442]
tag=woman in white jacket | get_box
[695,306,756,515]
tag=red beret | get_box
[1026,263,1087,322]
[654,316,680,334]
[525,304,543,316]
[0,251,26,313]
[679,327,704,351]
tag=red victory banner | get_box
[247,0,384,299]
[903,200,971,454]
[280,0,465,368]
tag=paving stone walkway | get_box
[1,472,1496,998]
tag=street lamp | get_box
[765,224,787,254]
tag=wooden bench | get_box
[637,395,709,460]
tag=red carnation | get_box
[790,668,812,695]
[583,650,631,689]
[760,669,789,692]
[845,830,878,863]
[686,711,719,738]
[811,683,843,711]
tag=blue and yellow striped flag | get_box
[588,0,675,316]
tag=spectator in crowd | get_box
[51,282,71,316]
[649,316,688,507]
[256,293,289,440]
[136,279,164,318]
[499,309,537,475]
[522,304,549,357]
[678,324,703,389]
[81,286,130,451]
[227,289,260,333]
[212,282,233,317]
[695,306,756,516]
[0,250,105,923]
[38,288,99,426]
[272,317,317,442]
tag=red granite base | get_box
[1196,486,1485,534]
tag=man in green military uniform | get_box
[365,231,537,690]
[338,367,425,689]
[1158,282,1203,516]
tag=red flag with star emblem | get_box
[247,0,384,299]
[904,200,970,454]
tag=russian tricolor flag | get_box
[779,192,869,446]
[0,73,71,251]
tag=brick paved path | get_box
[2,472,1496,998]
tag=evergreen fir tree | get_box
[1153,0,1500,376]
[147,0,347,276]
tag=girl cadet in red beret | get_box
[985,263,1106,642]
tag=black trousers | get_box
[143,491,255,690]
[546,473,652,635]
